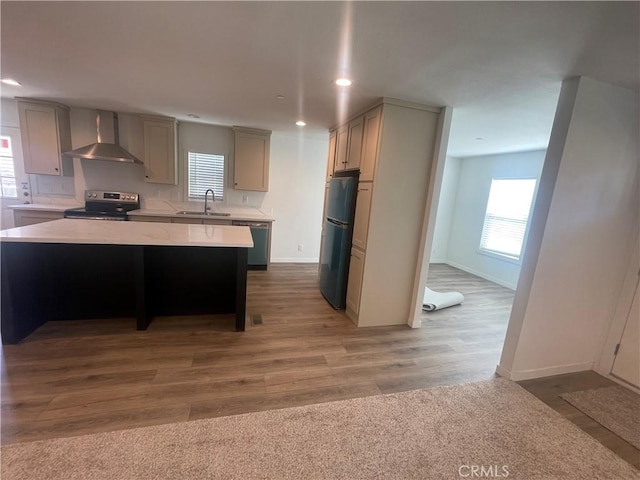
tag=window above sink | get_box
[187,151,225,202]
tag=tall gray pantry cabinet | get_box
[322,98,443,327]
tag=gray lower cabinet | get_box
[13,210,64,227]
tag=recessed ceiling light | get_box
[475,137,484,140]
[187,113,200,119]
[335,78,352,87]
[296,120,306,127]
[1,78,21,86]
[276,95,285,100]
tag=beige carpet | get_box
[2,378,638,480]
[561,385,640,449]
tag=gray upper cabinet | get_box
[344,115,364,171]
[142,115,178,185]
[359,106,382,182]
[331,113,366,174]
[17,99,73,176]
[233,126,271,192]
[325,130,337,182]
[333,125,349,172]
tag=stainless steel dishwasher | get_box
[232,221,270,270]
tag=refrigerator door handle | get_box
[327,217,348,228]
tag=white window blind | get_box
[0,135,17,198]
[480,178,537,260]
[187,152,225,201]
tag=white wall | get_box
[261,133,327,263]
[1,98,19,127]
[0,100,328,262]
[429,156,460,263]
[430,150,545,289]
[499,77,639,381]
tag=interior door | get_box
[611,277,640,388]
[1,126,32,229]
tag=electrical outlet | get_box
[242,195,249,204]
[297,244,303,252]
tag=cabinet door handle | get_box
[54,167,59,172]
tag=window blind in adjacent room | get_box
[480,178,537,260]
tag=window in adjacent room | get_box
[0,135,17,198]
[187,151,225,201]
[479,178,537,261]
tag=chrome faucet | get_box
[204,188,215,212]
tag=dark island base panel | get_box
[248,265,267,271]
[1,243,248,344]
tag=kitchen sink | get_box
[175,211,231,217]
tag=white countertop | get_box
[9,203,274,222]
[8,203,81,212]
[0,219,254,248]
[128,207,274,222]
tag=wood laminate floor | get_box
[2,263,635,469]
[1,263,510,445]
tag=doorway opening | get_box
[418,149,546,375]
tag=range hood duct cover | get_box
[65,110,143,164]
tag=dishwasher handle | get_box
[232,221,270,228]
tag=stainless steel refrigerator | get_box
[319,176,358,309]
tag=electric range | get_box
[64,190,140,221]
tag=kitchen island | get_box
[0,219,253,344]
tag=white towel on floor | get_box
[422,287,464,312]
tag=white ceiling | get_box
[1,2,638,158]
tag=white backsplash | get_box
[33,174,75,196]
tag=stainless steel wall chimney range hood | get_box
[65,110,143,164]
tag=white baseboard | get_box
[601,373,640,395]
[429,258,447,264]
[445,260,517,290]
[497,361,594,381]
[271,258,319,264]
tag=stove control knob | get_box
[92,193,97,198]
